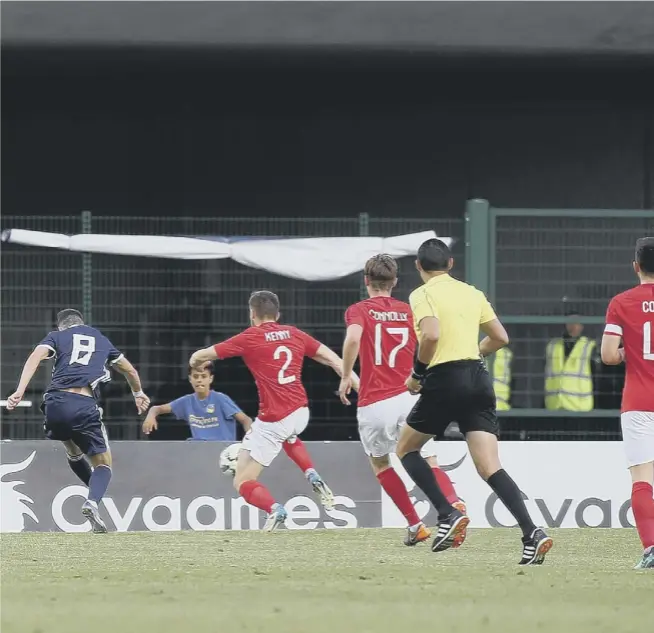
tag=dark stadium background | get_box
[2,2,653,441]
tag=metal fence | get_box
[1,214,464,440]
[3,205,652,442]
[467,200,654,439]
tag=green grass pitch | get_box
[2,529,652,633]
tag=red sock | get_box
[432,467,459,505]
[377,468,421,527]
[283,438,314,474]
[632,482,654,549]
[239,480,275,514]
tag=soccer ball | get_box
[219,443,242,477]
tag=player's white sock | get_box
[408,522,422,532]
[305,468,318,480]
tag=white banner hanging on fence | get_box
[2,229,449,281]
[4,230,233,260]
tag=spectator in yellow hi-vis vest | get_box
[492,347,513,410]
[545,313,597,411]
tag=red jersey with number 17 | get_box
[214,322,321,422]
[604,283,654,413]
[345,296,416,407]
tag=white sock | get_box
[305,468,318,480]
[408,522,422,532]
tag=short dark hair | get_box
[417,238,451,272]
[636,237,654,275]
[56,309,84,328]
[249,290,280,320]
[188,363,214,376]
[364,254,398,291]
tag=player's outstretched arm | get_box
[479,319,510,357]
[600,333,624,365]
[6,345,51,410]
[142,403,172,435]
[113,356,150,414]
[339,325,363,405]
[189,347,218,369]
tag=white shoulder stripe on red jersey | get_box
[604,323,623,336]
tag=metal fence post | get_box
[81,211,93,323]
[358,212,370,299]
[465,199,494,381]
[464,198,491,295]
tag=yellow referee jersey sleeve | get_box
[480,295,497,324]
[410,287,438,325]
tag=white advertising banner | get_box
[382,442,637,529]
[1,441,642,532]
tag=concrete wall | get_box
[3,2,654,54]
[2,51,653,218]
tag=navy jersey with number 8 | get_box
[39,325,123,395]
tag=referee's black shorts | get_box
[406,359,498,438]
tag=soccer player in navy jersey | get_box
[6,309,149,532]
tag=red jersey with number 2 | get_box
[214,323,321,422]
[345,297,416,407]
[604,283,654,413]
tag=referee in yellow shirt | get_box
[397,238,553,565]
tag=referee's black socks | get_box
[401,451,454,520]
[486,469,536,537]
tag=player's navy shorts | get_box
[42,391,108,456]
[406,359,499,438]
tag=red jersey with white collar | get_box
[604,284,654,413]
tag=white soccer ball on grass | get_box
[219,442,242,477]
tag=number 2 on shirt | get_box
[70,334,96,366]
[274,345,296,384]
[374,323,409,368]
